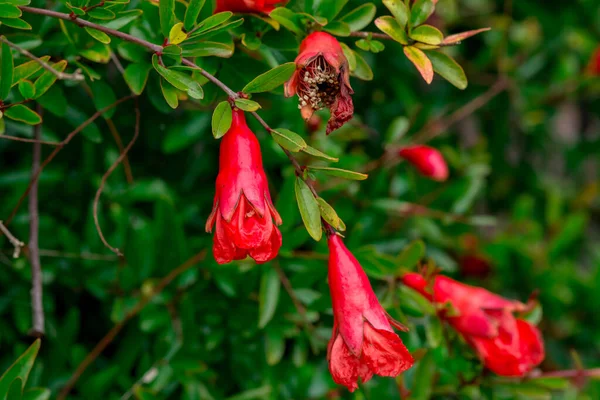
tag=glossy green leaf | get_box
[17,80,35,99]
[0,18,31,30]
[339,3,377,32]
[265,328,285,366]
[317,197,346,231]
[242,62,296,94]
[308,166,368,181]
[0,4,21,18]
[234,98,261,112]
[0,340,41,400]
[190,12,233,35]
[271,128,307,152]
[258,267,280,328]
[84,27,111,44]
[295,178,322,241]
[411,350,436,400]
[79,42,111,64]
[410,24,443,45]
[404,46,433,84]
[22,388,50,400]
[184,0,206,31]
[12,56,50,85]
[340,42,356,70]
[123,63,152,95]
[101,10,142,30]
[6,378,22,400]
[302,145,339,162]
[350,49,373,80]
[396,240,425,270]
[160,78,179,109]
[324,21,351,36]
[0,42,14,100]
[3,105,42,125]
[375,16,409,45]
[426,50,467,89]
[180,41,234,58]
[315,0,347,21]
[269,8,304,36]
[212,101,232,139]
[88,8,115,20]
[410,0,435,27]
[383,0,409,28]
[152,55,204,99]
[159,0,175,38]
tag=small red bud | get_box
[398,145,449,181]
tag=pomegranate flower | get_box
[206,109,282,264]
[214,0,288,14]
[327,235,414,391]
[398,145,449,181]
[285,32,354,134]
[402,273,545,377]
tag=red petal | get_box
[326,77,354,134]
[328,333,360,392]
[516,318,545,368]
[248,224,282,263]
[213,216,241,264]
[361,322,414,377]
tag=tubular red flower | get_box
[206,109,282,264]
[398,145,449,181]
[285,32,354,134]
[214,0,288,14]
[402,273,545,377]
[327,236,413,391]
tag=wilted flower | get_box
[214,0,288,14]
[285,32,354,134]
[327,235,414,391]
[403,273,545,377]
[206,109,282,264]
[398,145,449,181]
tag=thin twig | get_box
[0,135,61,146]
[1,95,136,229]
[57,250,206,400]
[28,105,45,337]
[0,221,24,258]
[0,36,85,81]
[110,51,126,75]
[106,119,134,184]
[93,98,140,257]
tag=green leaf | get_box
[410,0,435,28]
[17,80,35,99]
[190,12,233,36]
[302,145,338,162]
[79,42,111,64]
[350,50,373,81]
[184,0,206,31]
[0,340,41,400]
[212,101,232,139]
[442,27,491,45]
[6,378,22,400]
[265,328,285,366]
[308,166,368,180]
[152,54,203,99]
[339,3,376,32]
[90,80,117,118]
[0,18,31,30]
[160,78,179,109]
[123,63,152,95]
[295,178,322,241]
[88,8,115,20]
[324,21,351,36]
[410,350,436,400]
[3,105,42,125]
[12,56,50,85]
[269,8,304,36]
[162,44,182,62]
[169,22,188,45]
[234,98,261,112]
[399,285,436,316]
[383,0,409,28]
[159,0,175,38]
[317,197,346,231]
[22,388,51,400]
[242,62,296,94]
[180,41,234,58]
[396,240,425,271]
[410,24,443,45]
[258,267,280,328]
[0,4,21,18]
[425,50,467,89]
[85,27,111,44]
[101,10,143,30]
[0,42,14,100]
[187,18,244,40]
[271,128,307,152]
[404,46,433,84]
[315,0,348,21]
[375,16,409,45]
[340,43,356,70]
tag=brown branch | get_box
[106,119,134,184]
[0,221,25,258]
[57,250,207,400]
[1,95,135,229]
[0,135,61,146]
[93,98,140,257]
[28,105,45,337]
[0,36,85,81]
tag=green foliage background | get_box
[1,0,600,399]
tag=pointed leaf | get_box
[22,388,50,400]
[33,60,67,99]
[0,42,14,100]
[339,3,376,32]
[160,78,179,109]
[308,166,368,180]
[295,178,322,241]
[375,16,409,45]
[242,62,296,94]
[87,8,115,20]
[271,128,307,152]
[315,0,348,21]
[302,145,338,162]
[396,240,425,271]
[152,54,203,99]
[0,4,21,18]
[0,340,41,399]
[404,46,433,84]
[443,27,491,45]
[426,50,467,89]
[383,0,409,28]
[317,198,345,231]
[0,18,31,30]
[234,98,261,112]
[258,267,280,328]
[184,0,206,31]
[324,21,351,36]
[169,22,188,45]
[85,27,111,44]
[17,80,35,99]
[6,378,22,400]
[212,101,232,139]
[12,56,50,85]
[351,49,373,81]
[159,0,175,38]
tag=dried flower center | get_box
[297,56,339,111]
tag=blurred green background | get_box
[1,0,599,399]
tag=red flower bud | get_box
[206,109,282,264]
[285,32,354,134]
[327,235,413,391]
[403,273,545,377]
[214,0,288,14]
[587,46,600,76]
[398,145,449,181]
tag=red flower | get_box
[285,32,354,134]
[587,46,600,76]
[402,273,545,377]
[398,145,449,181]
[214,0,288,14]
[327,235,413,392]
[206,109,282,264]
